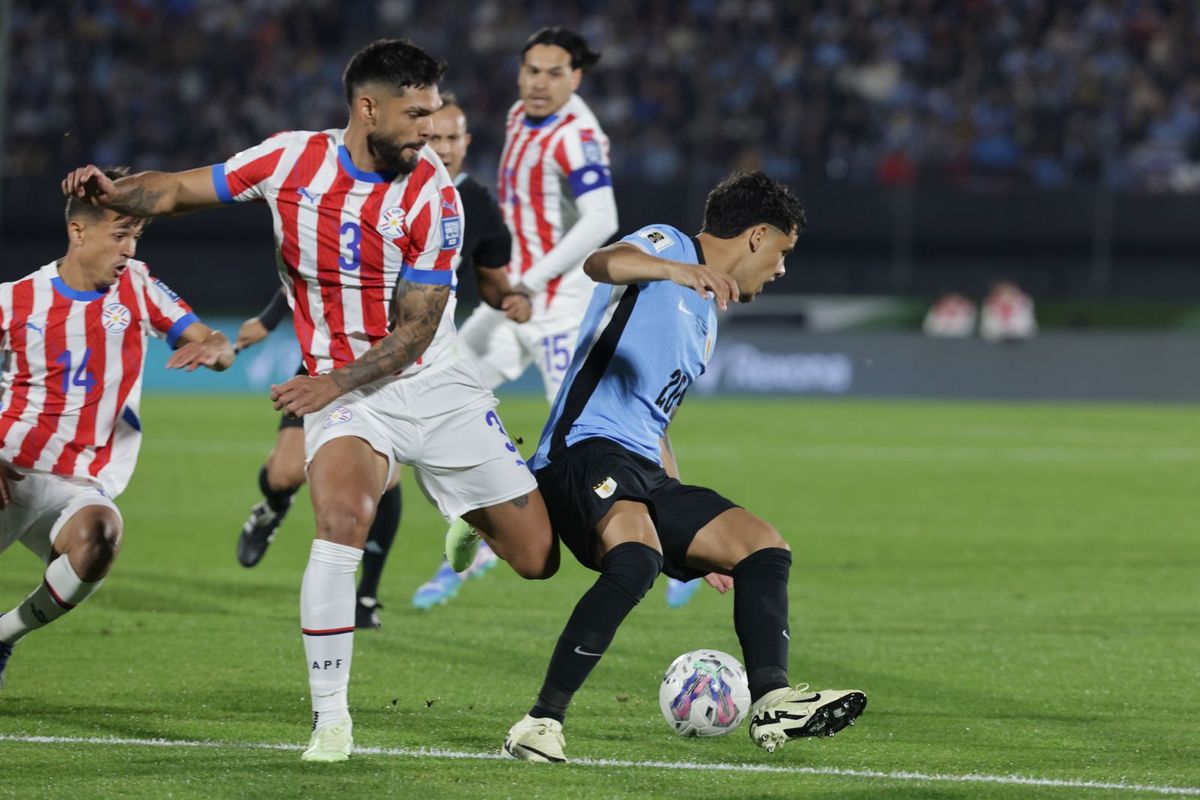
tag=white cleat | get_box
[301,717,353,762]
[748,684,867,752]
[502,714,566,763]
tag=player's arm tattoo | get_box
[329,280,450,394]
[510,494,530,509]
[107,183,166,217]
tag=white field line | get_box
[0,734,1196,796]
[678,443,1200,463]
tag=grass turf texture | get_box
[0,395,1196,799]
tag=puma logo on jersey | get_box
[297,187,320,204]
[25,321,43,334]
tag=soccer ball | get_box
[659,649,751,736]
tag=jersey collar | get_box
[337,144,398,184]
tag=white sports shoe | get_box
[301,717,353,762]
[502,714,566,763]
[748,684,867,752]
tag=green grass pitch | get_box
[0,395,1196,799]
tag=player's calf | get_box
[0,507,121,651]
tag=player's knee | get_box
[314,495,375,545]
[76,512,123,566]
[598,542,663,603]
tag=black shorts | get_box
[534,437,738,582]
[277,363,308,430]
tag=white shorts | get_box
[304,355,538,522]
[457,304,582,406]
[0,468,121,563]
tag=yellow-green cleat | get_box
[444,517,482,573]
[301,717,353,762]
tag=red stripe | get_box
[496,113,522,206]
[277,133,329,375]
[552,138,573,178]
[526,116,576,271]
[544,275,565,310]
[433,186,460,272]
[399,160,435,221]
[405,205,432,267]
[227,147,285,197]
[315,170,356,368]
[53,298,106,475]
[356,182,391,341]
[301,626,355,636]
[43,578,75,610]
[88,279,143,480]
[15,291,74,468]
[0,281,37,445]
[503,127,540,273]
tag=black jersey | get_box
[455,173,512,310]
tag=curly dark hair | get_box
[343,38,447,106]
[700,171,807,239]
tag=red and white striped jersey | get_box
[212,129,463,378]
[0,260,197,496]
[498,94,613,312]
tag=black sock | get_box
[258,465,299,514]
[358,485,402,601]
[530,542,663,722]
[731,547,793,702]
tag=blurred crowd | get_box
[5,0,1199,192]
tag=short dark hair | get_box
[700,171,808,239]
[65,166,131,223]
[343,38,447,107]
[521,27,600,71]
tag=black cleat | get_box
[237,499,290,567]
[355,597,382,629]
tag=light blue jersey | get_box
[531,224,719,469]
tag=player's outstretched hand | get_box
[271,374,340,416]
[703,573,734,594]
[235,317,270,351]
[61,164,119,206]
[502,292,532,323]
[167,331,235,372]
[665,263,739,310]
[0,462,26,510]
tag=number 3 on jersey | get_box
[339,222,361,271]
[655,369,690,415]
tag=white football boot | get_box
[748,684,867,752]
[502,714,566,763]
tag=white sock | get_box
[301,539,363,730]
[0,555,103,645]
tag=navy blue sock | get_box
[731,547,793,702]
[258,465,298,514]
[530,542,663,722]
[358,485,402,601]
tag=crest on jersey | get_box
[378,206,406,239]
[581,132,603,165]
[639,228,674,253]
[101,303,132,333]
[322,405,354,429]
[441,215,462,251]
[153,278,181,302]
[593,477,618,499]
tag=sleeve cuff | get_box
[211,164,235,204]
[399,265,454,286]
[166,312,200,348]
